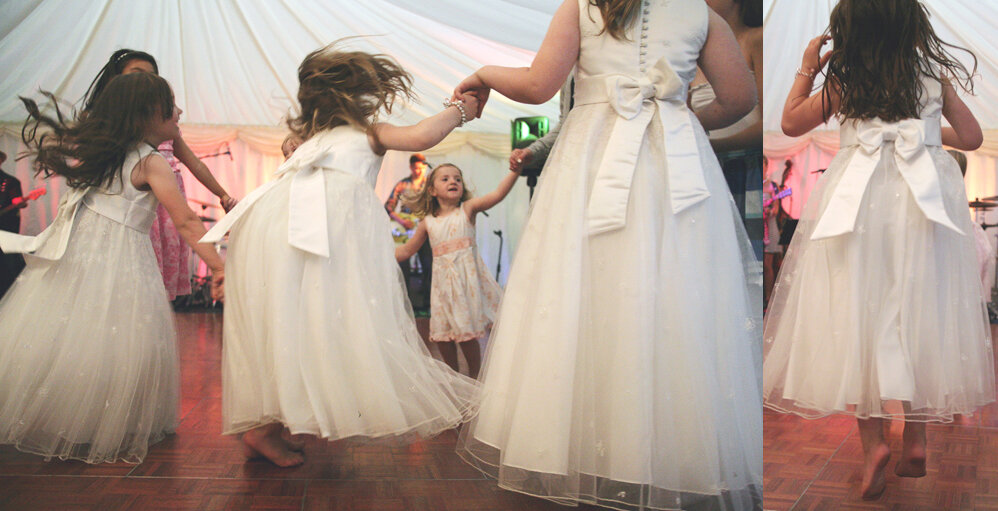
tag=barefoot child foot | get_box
[895,421,927,478]
[282,427,307,452]
[861,442,891,500]
[243,423,305,467]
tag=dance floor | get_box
[0,312,600,511]
[763,325,998,511]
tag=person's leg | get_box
[856,417,891,499]
[437,341,460,373]
[458,339,482,379]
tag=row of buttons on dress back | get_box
[639,0,650,73]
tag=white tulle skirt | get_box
[457,103,763,511]
[222,169,480,440]
[0,208,179,463]
[763,144,996,421]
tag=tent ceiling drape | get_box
[0,0,567,282]
[0,0,562,131]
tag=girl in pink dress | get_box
[395,164,521,378]
[82,49,237,299]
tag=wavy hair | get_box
[287,41,414,141]
[21,72,174,190]
[821,0,975,122]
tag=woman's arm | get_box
[395,221,428,262]
[172,135,237,211]
[695,10,757,132]
[454,0,579,111]
[705,27,763,151]
[464,169,522,218]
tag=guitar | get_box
[0,187,46,216]
[390,211,420,244]
[764,187,791,246]
[764,187,792,208]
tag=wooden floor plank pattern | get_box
[0,312,601,510]
[763,324,998,511]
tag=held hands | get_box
[211,269,225,302]
[459,92,481,122]
[219,195,238,213]
[452,71,490,118]
[801,35,832,77]
[510,148,533,172]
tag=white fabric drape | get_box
[0,0,560,133]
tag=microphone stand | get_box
[493,229,503,281]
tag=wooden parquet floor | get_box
[0,312,602,511]
[763,325,998,511]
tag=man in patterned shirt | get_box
[385,153,432,313]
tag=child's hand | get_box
[460,92,482,120]
[219,195,238,213]
[453,72,489,118]
[801,35,832,75]
[211,270,225,302]
[510,148,533,172]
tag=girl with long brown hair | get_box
[200,43,481,467]
[451,0,762,509]
[764,0,992,500]
[0,72,223,464]
[85,49,237,300]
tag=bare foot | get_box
[861,443,891,500]
[896,441,927,477]
[282,427,307,451]
[243,426,305,467]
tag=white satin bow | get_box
[585,57,709,235]
[810,118,963,240]
[202,133,333,257]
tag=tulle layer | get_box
[0,208,179,463]
[222,170,480,440]
[763,145,996,422]
[457,103,763,511]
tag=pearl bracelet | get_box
[795,67,816,80]
[443,99,468,126]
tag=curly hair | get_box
[287,41,415,141]
[402,164,473,218]
[21,72,174,190]
[821,0,975,122]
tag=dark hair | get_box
[822,0,975,122]
[81,49,159,112]
[287,41,414,141]
[21,72,174,190]
[733,0,762,28]
[782,160,793,183]
[409,153,426,165]
[0,150,6,163]
[589,0,642,40]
